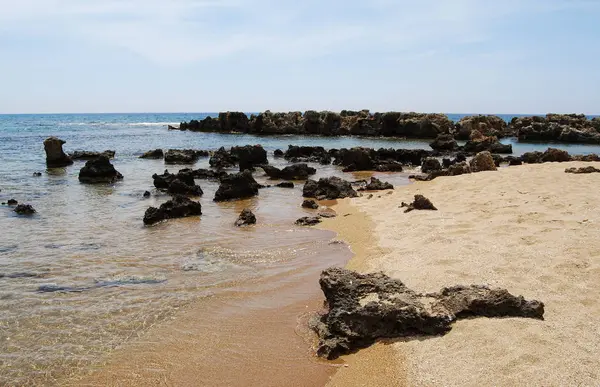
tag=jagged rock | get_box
[70,150,115,160]
[462,135,512,154]
[540,148,571,163]
[318,211,337,218]
[565,166,600,174]
[284,145,331,164]
[491,154,504,167]
[337,148,374,171]
[401,194,437,212]
[7,199,17,205]
[214,170,260,202]
[429,134,458,151]
[152,169,201,195]
[276,182,294,188]
[295,216,321,226]
[143,195,202,225]
[231,145,268,171]
[78,156,123,184]
[140,149,164,159]
[455,115,509,139]
[14,204,36,215]
[164,149,208,164]
[358,177,394,191]
[44,137,73,168]
[511,114,600,143]
[274,149,284,157]
[209,147,238,169]
[313,268,545,359]
[303,177,358,200]
[470,151,497,172]
[261,164,316,180]
[421,158,442,173]
[302,199,319,209]
[235,209,256,227]
[167,179,203,196]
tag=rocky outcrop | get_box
[78,156,123,184]
[70,150,115,160]
[295,216,322,226]
[333,147,432,172]
[261,164,316,180]
[231,145,268,171]
[165,149,209,164]
[209,147,238,169]
[421,158,442,173]
[429,134,458,152]
[302,199,319,209]
[455,115,509,139]
[572,154,600,162]
[14,204,36,215]
[214,170,261,202]
[179,112,250,132]
[358,177,393,191]
[303,177,358,200]
[235,209,256,227]
[401,194,437,212]
[312,268,545,359]
[143,195,202,225]
[7,199,18,205]
[565,166,600,174]
[520,148,572,164]
[274,149,284,157]
[510,114,600,144]
[140,149,164,159]
[284,145,331,164]
[470,151,497,172]
[152,169,202,195]
[44,137,73,168]
[276,182,294,188]
[462,133,512,154]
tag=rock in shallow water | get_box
[143,195,202,225]
[470,151,497,173]
[303,177,358,200]
[70,150,115,160]
[235,209,256,227]
[312,268,545,359]
[44,137,73,168]
[302,199,319,209]
[78,156,123,184]
[14,204,36,215]
[139,149,164,159]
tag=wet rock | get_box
[276,182,294,188]
[235,208,257,227]
[358,177,393,191]
[491,154,504,167]
[421,158,442,173]
[167,178,203,196]
[313,268,545,359]
[303,177,358,200]
[455,115,509,139]
[261,164,316,180]
[565,166,600,174]
[70,150,115,160]
[140,149,164,159]
[153,169,192,189]
[470,151,497,172]
[540,148,571,163]
[191,168,229,180]
[295,216,322,226]
[511,114,600,144]
[284,145,331,164]
[337,147,374,171]
[302,199,319,209]
[78,156,123,184]
[214,170,261,202]
[33,172,42,177]
[462,135,512,154]
[44,137,73,168]
[7,199,17,206]
[231,145,268,171]
[401,194,437,213]
[274,149,284,157]
[14,204,36,215]
[143,191,151,198]
[143,195,202,225]
[164,149,208,164]
[448,161,472,176]
[209,147,238,169]
[429,134,458,151]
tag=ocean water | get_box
[1,112,600,386]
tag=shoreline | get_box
[318,161,600,386]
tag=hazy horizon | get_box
[1,0,599,115]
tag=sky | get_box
[0,0,599,114]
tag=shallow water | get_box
[2,113,600,386]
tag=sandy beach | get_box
[321,161,600,386]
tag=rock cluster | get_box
[565,166,600,174]
[152,169,203,196]
[14,204,36,215]
[261,164,316,180]
[469,151,497,172]
[139,149,164,159]
[512,114,600,144]
[357,177,394,191]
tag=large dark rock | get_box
[261,164,316,180]
[235,209,256,227]
[470,151,497,172]
[143,195,202,225]
[214,170,261,202]
[455,115,509,139]
[274,149,284,157]
[401,194,437,212]
[140,149,164,159]
[421,158,442,173]
[209,147,238,169]
[313,268,545,359]
[14,204,36,215]
[284,145,331,164]
[302,199,319,209]
[78,156,123,184]
[295,216,322,226]
[70,150,115,160]
[429,134,458,152]
[358,177,393,191]
[231,145,268,171]
[337,148,374,171]
[462,134,512,154]
[520,151,543,164]
[303,177,358,200]
[334,147,432,171]
[164,149,208,164]
[167,179,203,196]
[7,199,18,205]
[191,168,229,180]
[44,137,73,168]
[152,169,196,188]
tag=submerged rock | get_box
[295,216,322,226]
[429,134,458,151]
[44,137,73,168]
[302,199,319,209]
[313,268,545,359]
[143,191,151,198]
[14,204,36,215]
[401,194,437,213]
[78,156,123,184]
[565,166,600,174]
[209,147,238,169]
[70,150,115,160]
[143,195,202,225]
[214,170,260,202]
[167,178,203,196]
[303,177,358,200]
[33,172,42,177]
[140,149,164,159]
[235,209,257,227]
[470,151,497,172]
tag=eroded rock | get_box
[70,150,115,160]
[235,209,256,227]
[261,164,316,180]
[470,151,497,172]
[358,177,393,191]
[44,137,73,168]
[164,149,208,164]
[565,166,600,174]
[78,156,123,184]
[295,216,321,226]
[214,170,260,202]
[14,204,36,215]
[303,177,358,200]
[302,199,319,209]
[143,195,202,225]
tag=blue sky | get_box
[0,0,599,114]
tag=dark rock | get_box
[33,172,42,177]
[70,150,115,160]
[401,194,437,212]
[78,156,123,184]
[44,137,73,168]
[164,149,208,164]
[261,164,316,180]
[167,178,203,196]
[447,162,472,176]
[505,156,523,166]
[143,191,151,198]
[140,149,164,159]
[455,115,509,139]
[470,151,497,173]
[491,154,504,167]
[337,148,374,171]
[274,149,284,157]
[421,158,442,173]
[276,182,294,188]
[295,216,321,226]
[209,147,238,169]
[521,151,543,164]
[7,199,17,206]
[313,268,545,359]
[143,195,202,225]
[462,135,512,154]
[153,169,194,189]
[303,177,358,200]
[429,134,458,151]
[284,145,331,164]
[540,148,571,163]
[235,209,257,227]
[358,177,393,191]
[214,170,261,202]
[302,199,319,209]
[14,204,36,215]
[168,125,179,130]
[191,168,229,180]
[565,166,600,174]
[231,145,268,171]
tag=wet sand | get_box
[320,162,600,386]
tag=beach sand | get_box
[321,162,600,386]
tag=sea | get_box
[1,112,599,386]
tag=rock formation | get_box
[164,149,208,164]
[421,158,442,173]
[78,156,123,184]
[302,199,319,209]
[401,194,437,212]
[261,164,316,180]
[565,166,600,174]
[510,114,600,144]
[295,216,322,226]
[303,177,358,200]
[214,170,261,202]
[231,145,268,171]
[44,137,73,168]
[14,204,36,215]
[235,209,257,227]
[358,177,394,191]
[143,195,202,225]
[470,151,497,172]
[70,150,115,160]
